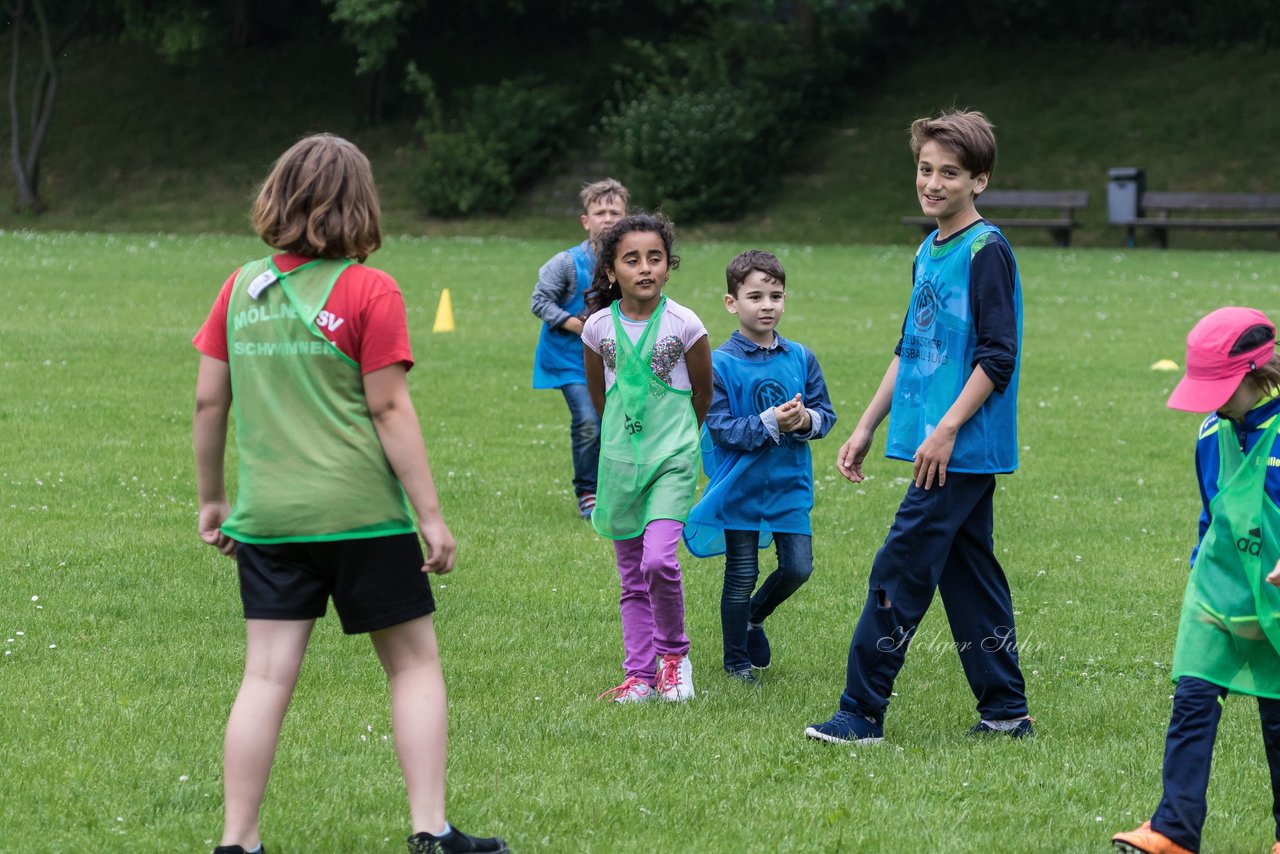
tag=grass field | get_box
[4,230,1280,852]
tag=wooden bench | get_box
[1118,191,1280,248]
[901,189,1089,247]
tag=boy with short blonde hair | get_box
[530,179,629,519]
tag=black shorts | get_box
[235,533,435,634]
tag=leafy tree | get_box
[324,0,419,122]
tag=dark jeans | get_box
[561,383,600,497]
[1150,676,1280,851]
[840,473,1028,723]
[721,530,813,673]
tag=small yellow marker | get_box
[1151,359,1180,372]
[432,288,455,333]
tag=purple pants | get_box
[614,518,690,683]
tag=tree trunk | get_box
[7,0,42,212]
[5,0,87,213]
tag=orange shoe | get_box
[1110,821,1193,854]
[1270,841,1280,854]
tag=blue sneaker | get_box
[967,716,1035,738]
[804,710,884,744]
[746,624,771,670]
[725,668,759,685]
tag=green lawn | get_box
[3,231,1280,852]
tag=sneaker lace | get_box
[655,656,681,693]
[829,709,859,729]
[597,676,645,701]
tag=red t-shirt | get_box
[193,254,414,374]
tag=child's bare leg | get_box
[222,618,314,847]
[371,614,448,834]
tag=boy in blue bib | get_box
[806,110,1033,745]
[684,250,837,682]
[530,179,629,519]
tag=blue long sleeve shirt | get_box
[704,331,837,451]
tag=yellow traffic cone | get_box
[432,288,455,333]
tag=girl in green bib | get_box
[581,214,713,704]
[192,135,506,854]
[1114,307,1280,854]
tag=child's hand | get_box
[837,427,874,483]
[913,426,957,490]
[774,394,810,433]
[198,501,237,558]
[419,515,458,575]
[1268,559,1280,588]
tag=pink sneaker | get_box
[597,676,653,703]
[655,654,695,702]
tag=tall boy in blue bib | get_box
[806,110,1033,744]
[684,250,837,682]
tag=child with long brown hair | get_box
[581,213,713,703]
[192,133,507,854]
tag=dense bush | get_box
[408,72,578,218]
[602,84,789,222]
[409,131,515,218]
[597,7,883,223]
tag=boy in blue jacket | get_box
[684,249,836,682]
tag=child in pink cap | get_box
[1114,307,1280,854]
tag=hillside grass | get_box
[3,39,1280,250]
[4,232,1280,851]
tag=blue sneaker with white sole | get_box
[804,710,884,744]
[967,717,1035,738]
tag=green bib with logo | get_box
[221,256,415,544]
[591,297,700,540]
[1172,415,1280,698]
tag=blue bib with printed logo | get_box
[684,342,813,557]
[885,223,1021,474]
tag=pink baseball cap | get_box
[1167,306,1276,412]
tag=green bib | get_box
[591,297,700,540]
[1172,415,1280,698]
[221,256,415,544]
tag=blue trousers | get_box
[1150,676,1280,851]
[560,383,600,497]
[840,473,1028,722]
[721,530,813,673]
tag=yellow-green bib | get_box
[591,298,700,539]
[222,256,415,544]
[1172,415,1280,697]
